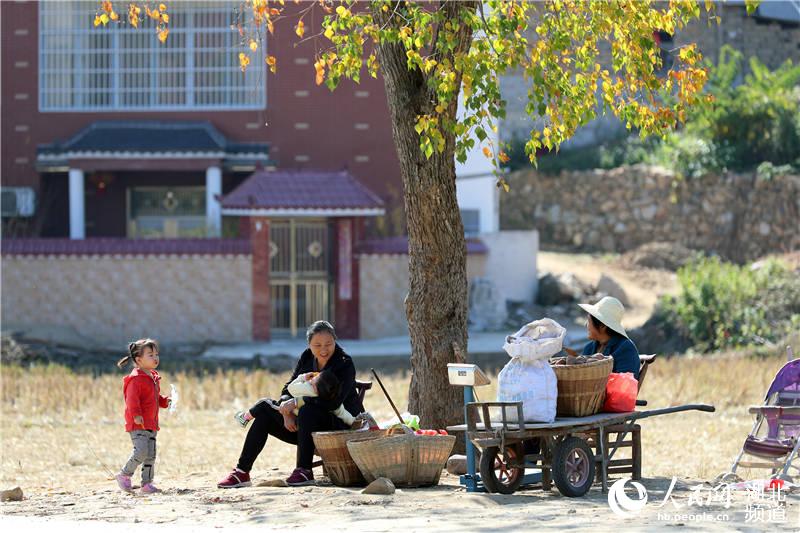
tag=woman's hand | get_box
[133,415,144,426]
[283,412,298,432]
[279,398,297,416]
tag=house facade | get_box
[1,1,408,342]
[1,1,539,345]
[1,0,403,237]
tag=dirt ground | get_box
[537,250,678,328]
[2,471,799,532]
[2,252,797,532]
[3,353,799,531]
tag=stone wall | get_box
[501,166,800,263]
[359,254,487,339]
[1,254,252,345]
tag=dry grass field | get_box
[0,352,790,492]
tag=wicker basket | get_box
[346,433,456,488]
[312,429,393,487]
[551,357,613,417]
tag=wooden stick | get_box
[371,368,405,426]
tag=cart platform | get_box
[447,401,715,496]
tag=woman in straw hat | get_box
[578,296,640,380]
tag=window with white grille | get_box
[39,1,265,111]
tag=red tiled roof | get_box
[1,238,252,256]
[221,169,384,211]
[357,236,488,255]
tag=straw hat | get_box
[578,296,628,338]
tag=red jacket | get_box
[123,368,170,432]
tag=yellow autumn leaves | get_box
[95,2,168,43]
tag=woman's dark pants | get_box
[236,399,348,472]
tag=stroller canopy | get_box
[766,359,800,400]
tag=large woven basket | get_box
[346,433,456,488]
[551,357,613,417]
[312,429,393,487]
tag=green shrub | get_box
[686,46,800,172]
[507,46,800,177]
[664,257,800,352]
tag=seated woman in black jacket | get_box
[217,320,363,488]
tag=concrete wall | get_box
[1,254,252,345]
[456,174,501,234]
[480,231,540,307]
[359,254,487,339]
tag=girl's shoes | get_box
[140,483,161,494]
[115,473,133,493]
[234,410,252,428]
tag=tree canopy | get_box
[96,0,760,185]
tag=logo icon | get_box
[608,477,649,517]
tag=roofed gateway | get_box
[221,169,385,216]
[221,169,385,339]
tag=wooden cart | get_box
[447,401,715,496]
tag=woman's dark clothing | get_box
[279,345,363,416]
[236,344,362,471]
[582,336,640,380]
[236,400,348,471]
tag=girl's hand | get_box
[133,415,144,426]
[283,412,298,432]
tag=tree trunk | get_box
[374,2,477,431]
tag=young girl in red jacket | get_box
[115,338,171,494]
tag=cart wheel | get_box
[552,436,595,497]
[479,445,524,494]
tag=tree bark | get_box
[373,2,477,430]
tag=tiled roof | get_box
[1,238,252,256]
[357,236,488,255]
[36,121,272,168]
[221,169,385,212]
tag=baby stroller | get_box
[719,347,800,483]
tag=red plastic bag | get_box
[603,372,638,412]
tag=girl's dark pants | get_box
[236,398,348,472]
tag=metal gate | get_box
[269,220,331,337]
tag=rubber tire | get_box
[552,436,595,497]
[479,445,524,494]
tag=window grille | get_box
[39,1,265,111]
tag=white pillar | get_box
[206,166,222,237]
[68,168,85,239]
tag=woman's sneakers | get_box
[114,473,133,493]
[234,410,252,428]
[286,467,314,486]
[217,468,252,488]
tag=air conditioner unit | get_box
[1,187,36,217]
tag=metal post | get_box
[462,385,482,492]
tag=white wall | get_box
[456,175,500,234]
[455,100,500,235]
[479,230,539,307]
